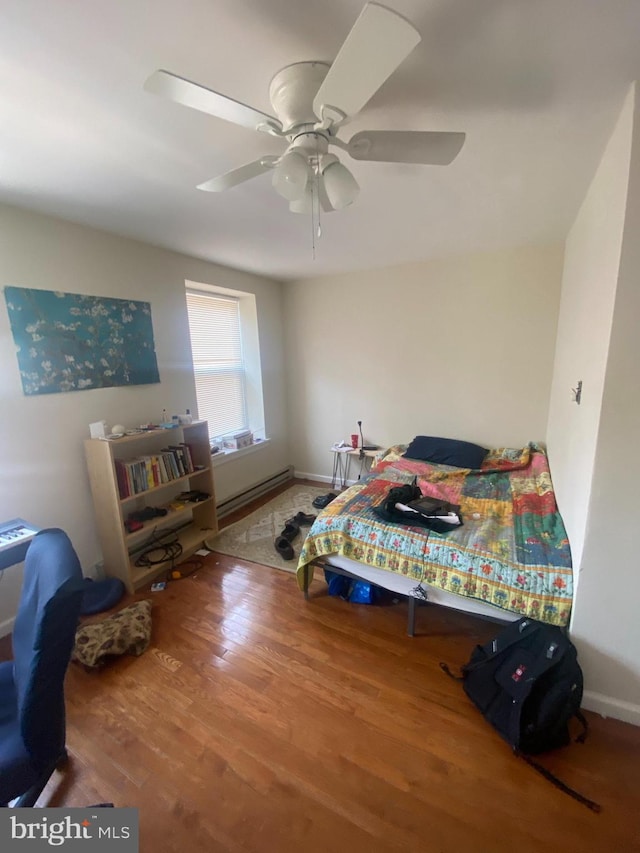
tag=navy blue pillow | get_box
[403,436,488,469]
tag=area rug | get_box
[205,484,329,573]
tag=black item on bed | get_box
[373,481,462,534]
[403,435,488,469]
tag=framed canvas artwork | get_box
[4,286,160,395]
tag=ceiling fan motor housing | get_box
[288,131,329,164]
[268,61,330,134]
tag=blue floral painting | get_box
[4,287,160,395]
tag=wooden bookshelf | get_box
[84,421,217,592]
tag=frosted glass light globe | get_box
[272,150,309,201]
[322,161,359,209]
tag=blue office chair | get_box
[0,528,84,807]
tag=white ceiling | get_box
[1,0,639,280]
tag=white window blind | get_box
[186,290,247,439]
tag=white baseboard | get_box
[294,470,332,484]
[0,616,16,639]
[582,691,640,726]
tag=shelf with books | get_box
[113,432,199,498]
[119,466,211,505]
[84,420,217,592]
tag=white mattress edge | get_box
[322,554,517,622]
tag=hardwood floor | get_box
[4,482,640,851]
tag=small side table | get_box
[330,447,379,488]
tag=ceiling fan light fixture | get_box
[322,160,359,209]
[289,184,314,215]
[272,150,310,201]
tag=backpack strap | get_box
[574,709,589,744]
[439,662,464,682]
[516,751,601,813]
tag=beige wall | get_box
[0,203,289,633]
[284,244,564,481]
[568,85,640,722]
[546,89,633,573]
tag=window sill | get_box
[210,438,271,468]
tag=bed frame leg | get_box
[407,596,416,637]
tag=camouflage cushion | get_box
[72,599,152,668]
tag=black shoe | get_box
[280,522,300,542]
[312,493,337,509]
[286,512,317,526]
[274,535,295,560]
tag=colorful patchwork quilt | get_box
[297,444,573,626]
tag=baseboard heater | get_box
[216,466,294,519]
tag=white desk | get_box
[330,447,379,488]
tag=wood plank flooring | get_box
[4,482,640,851]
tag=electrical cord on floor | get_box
[134,527,183,569]
[166,558,203,582]
[134,526,206,583]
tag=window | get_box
[185,290,247,439]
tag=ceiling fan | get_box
[144,2,465,215]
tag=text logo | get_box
[1,809,138,850]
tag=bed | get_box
[296,442,573,632]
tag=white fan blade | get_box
[313,3,420,123]
[145,70,281,133]
[197,156,278,192]
[347,130,465,165]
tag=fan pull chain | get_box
[315,138,322,242]
[310,140,322,259]
[310,177,316,260]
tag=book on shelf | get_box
[166,445,194,477]
[180,442,194,473]
[115,447,196,500]
[161,449,179,480]
[115,460,131,499]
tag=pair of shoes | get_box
[274,520,300,561]
[274,536,295,560]
[286,511,317,526]
[281,521,300,541]
[312,493,337,509]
